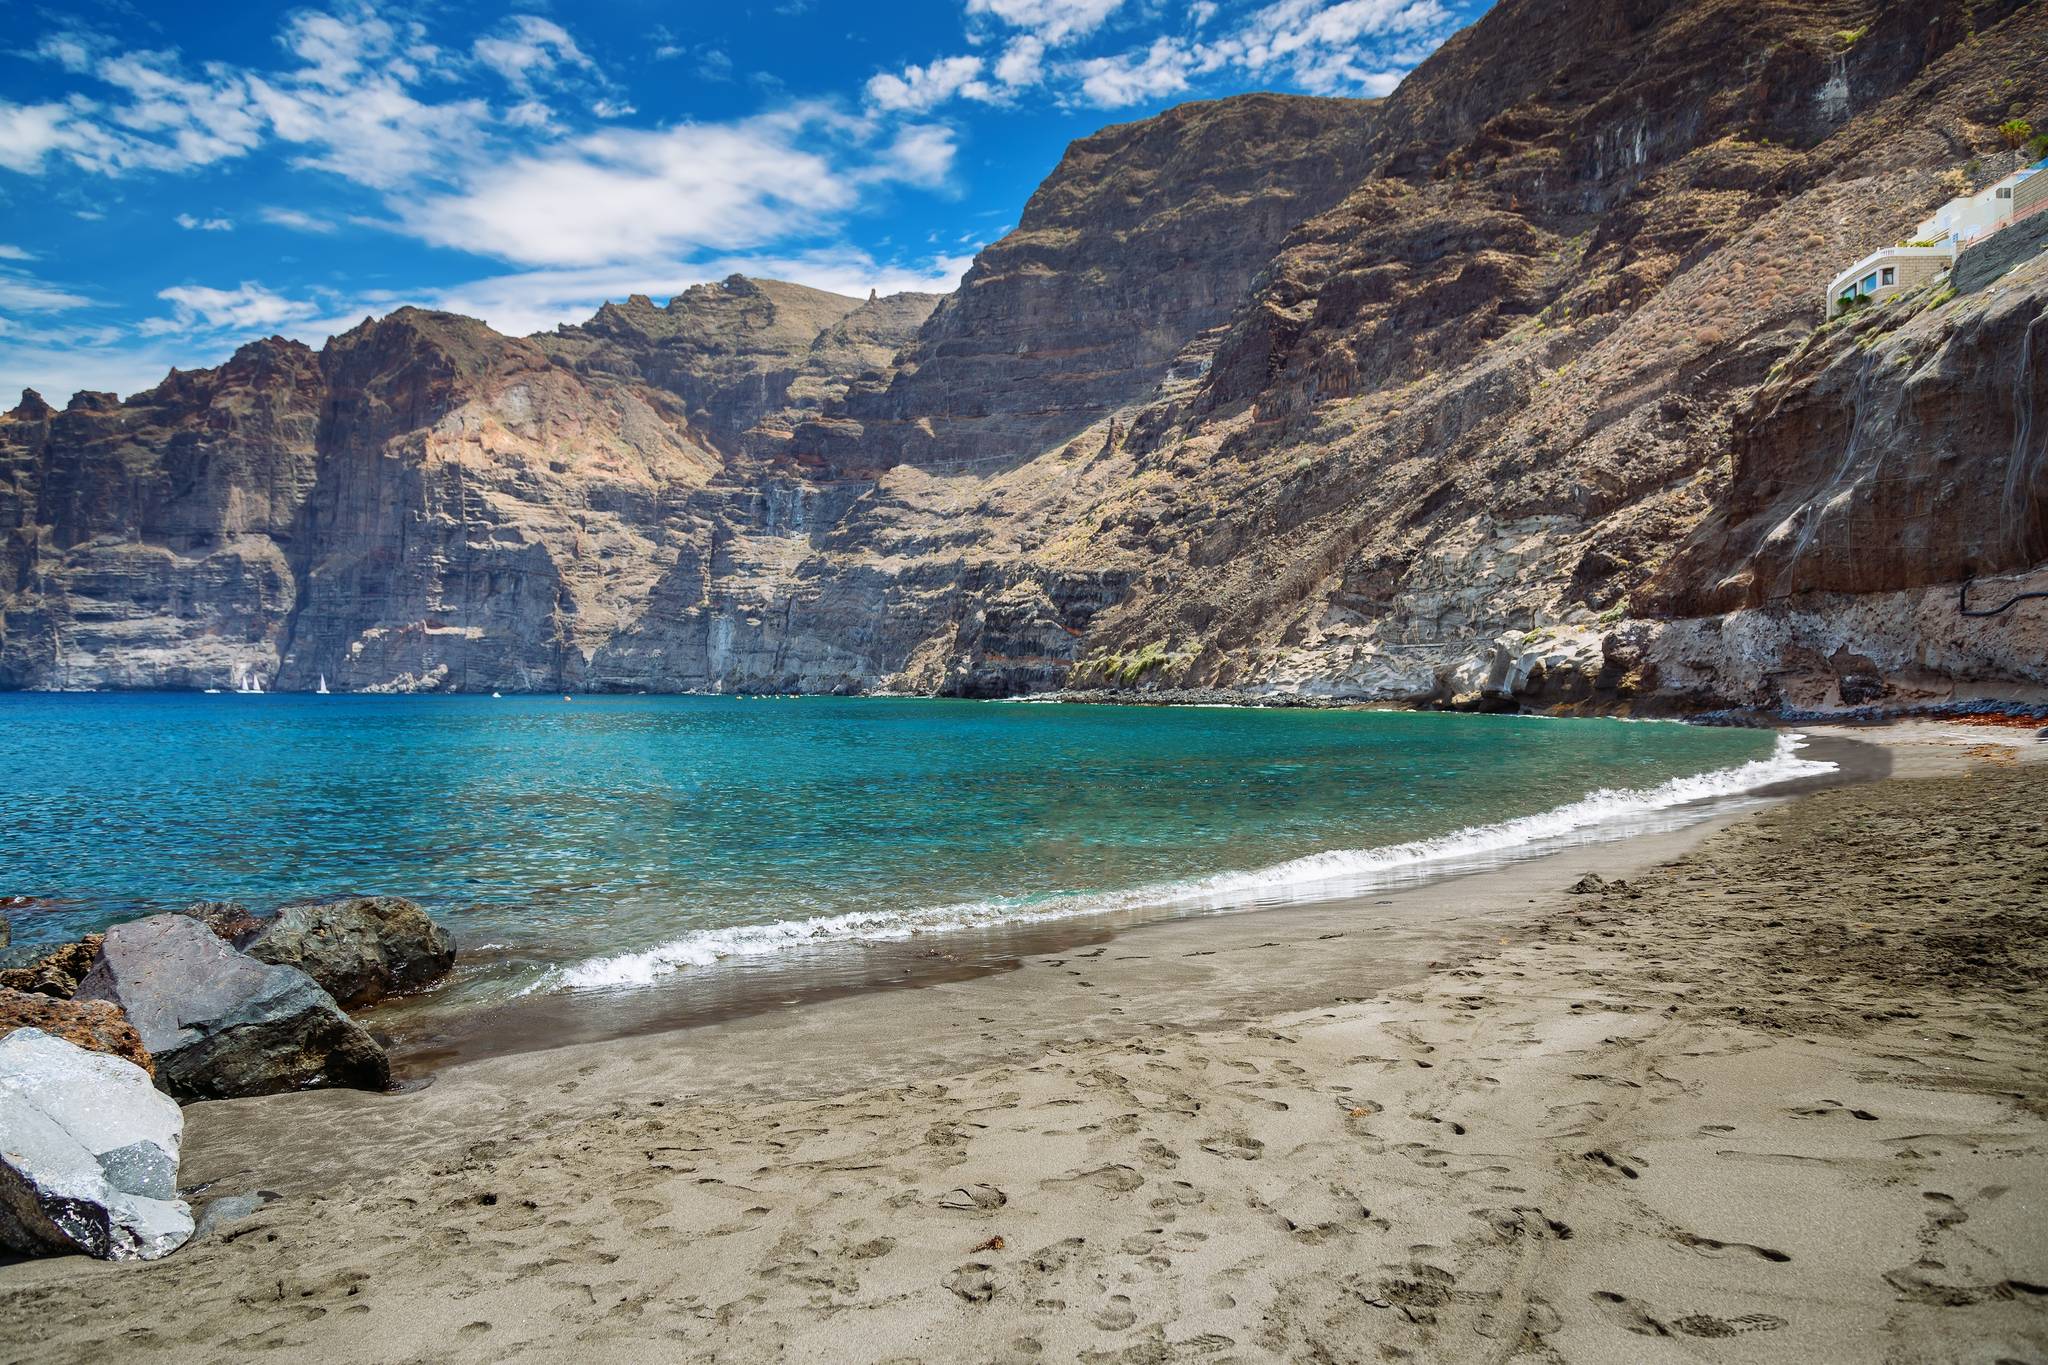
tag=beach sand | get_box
[2,722,2044,1363]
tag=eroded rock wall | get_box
[2,0,2043,709]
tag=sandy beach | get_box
[1,721,2044,1363]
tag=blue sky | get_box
[0,0,1487,402]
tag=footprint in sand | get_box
[1137,1138,1180,1168]
[1092,1294,1137,1330]
[1057,1164,1144,1193]
[1788,1100,1879,1121]
[1581,1149,1641,1179]
[944,1264,998,1303]
[1592,1290,1785,1339]
[1676,1231,1791,1263]
[938,1184,1009,1211]
[1199,1133,1264,1161]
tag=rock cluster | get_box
[239,896,456,1008]
[75,915,389,1101]
[0,897,456,1259]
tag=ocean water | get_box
[0,694,1824,1004]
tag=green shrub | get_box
[1086,640,1193,686]
[1999,118,2034,149]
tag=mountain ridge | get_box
[2,0,2043,709]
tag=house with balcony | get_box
[1825,243,1955,319]
[1823,159,2048,320]
[1912,164,2040,246]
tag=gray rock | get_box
[74,915,389,1101]
[241,896,454,1008]
[193,1189,278,1239]
[0,1028,193,1260]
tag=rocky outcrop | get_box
[0,0,2042,710]
[800,94,1383,473]
[0,1029,192,1261]
[0,988,153,1075]
[1642,252,2048,614]
[0,934,102,998]
[239,896,455,1008]
[541,277,940,455]
[74,915,388,1100]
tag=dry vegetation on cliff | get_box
[1,0,2042,706]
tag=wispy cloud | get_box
[0,272,92,312]
[257,206,335,233]
[966,0,1126,45]
[138,282,323,335]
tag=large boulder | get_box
[240,896,455,1008]
[0,987,154,1076]
[0,934,103,999]
[0,1028,193,1260]
[74,915,389,1100]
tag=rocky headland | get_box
[1,0,2043,711]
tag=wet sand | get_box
[1,722,2043,1363]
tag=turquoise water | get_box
[0,695,1803,999]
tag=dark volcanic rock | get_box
[0,987,154,1076]
[73,915,388,1100]
[240,896,455,1008]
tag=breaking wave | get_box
[536,732,1833,994]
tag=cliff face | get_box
[2,0,2044,708]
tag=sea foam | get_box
[538,732,1833,994]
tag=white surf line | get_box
[534,734,1833,994]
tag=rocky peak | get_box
[803,92,1385,473]
[539,276,937,454]
[7,390,52,423]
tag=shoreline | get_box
[1,720,2042,1364]
[370,727,1879,1079]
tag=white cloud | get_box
[0,273,91,312]
[0,245,32,261]
[393,113,861,268]
[472,16,596,95]
[139,282,321,336]
[1073,38,1196,106]
[1066,0,1455,106]
[0,101,100,175]
[245,70,488,191]
[866,56,995,113]
[258,207,336,233]
[175,213,234,231]
[35,33,98,74]
[1216,0,1451,93]
[867,35,1049,113]
[967,0,1125,44]
[872,124,960,187]
[993,35,1047,88]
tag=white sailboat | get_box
[235,668,265,695]
[317,673,330,695]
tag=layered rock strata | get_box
[1,0,2043,710]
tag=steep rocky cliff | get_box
[2,0,2043,708]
